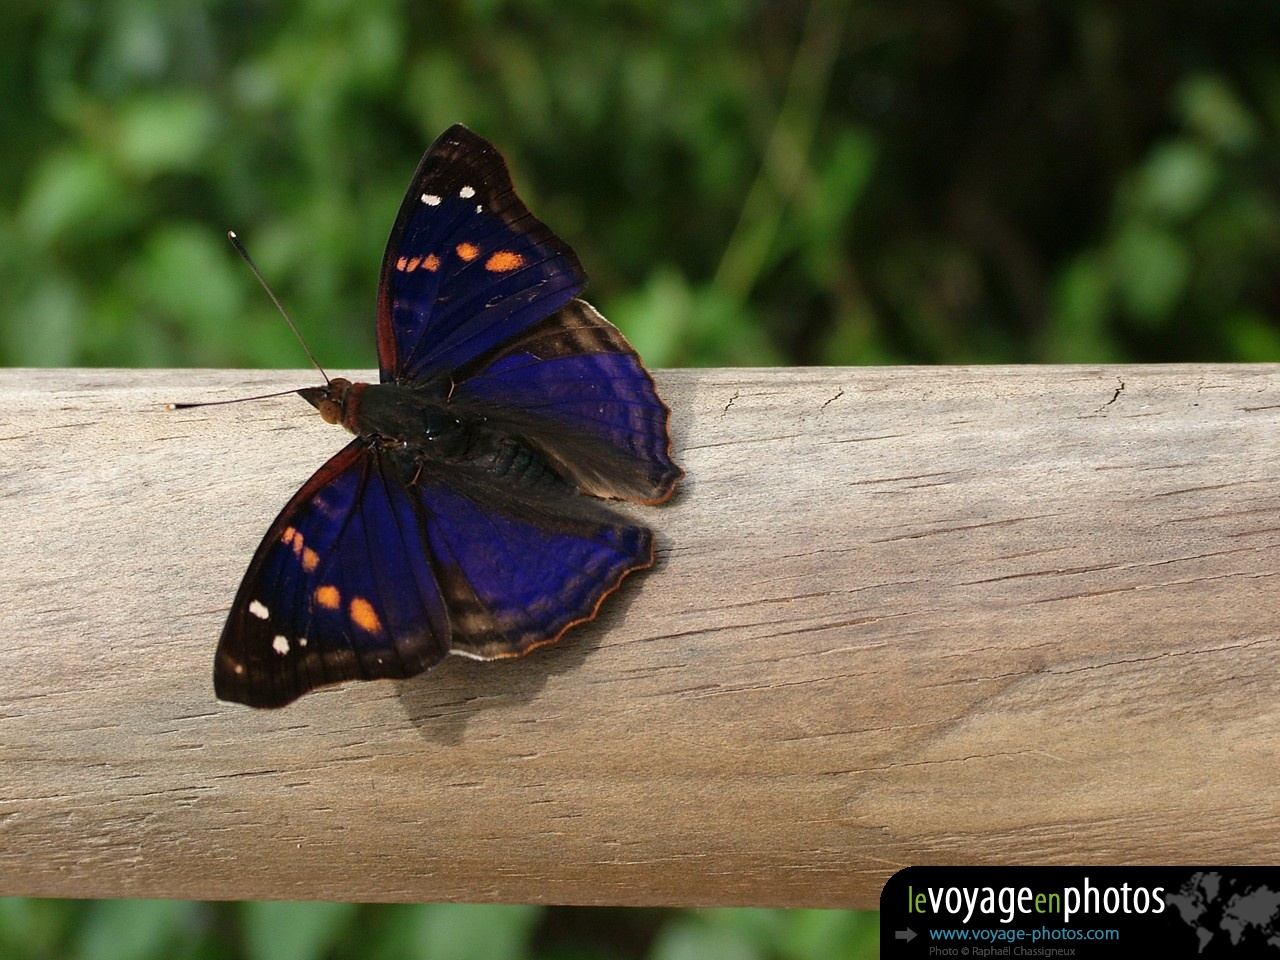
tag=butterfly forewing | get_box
[216,442,451,708]
[376,124,586,385]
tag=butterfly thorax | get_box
[298,378,568,490]
[300,377,456,444]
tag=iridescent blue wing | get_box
[215,442,654,707]
[215,441,450,708]
[450,299,682,504]
[408,459,655,660]
[376,125,586,385]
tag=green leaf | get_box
[0,897,79,960]
[1224,310,1280,362]
[802,129,878,250]
[19,148,132,246]
[606,267,693,368]
[1178,73,1259,152]
[241,901,358,960]
[113,92,218,178]
[71,901,195,960]
[1135,141,1216,221]
[5,273,85,366]
[648,915,760,960]
[1110,222,1189,325]
[1044,254,1117,362]
[780,909,880,960]
[413,903,541,960]
[129,223,245,361]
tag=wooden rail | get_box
[1,365,1277,908]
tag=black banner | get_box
[880,866,1280,957]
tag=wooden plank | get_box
[0,364,1277,908]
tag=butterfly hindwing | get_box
[450,299,682,504]
[376,125,586,384]
[409,460,655,660]
[215,441,450,708]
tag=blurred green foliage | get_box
[0,900,878,960]
[4,1,1279,372]
[4,0,1280,955]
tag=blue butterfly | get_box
[215,125,681,708]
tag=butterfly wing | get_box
[215,441,450,708]
[409,458,655,660]
[376,125,586,385]
[450,298,682,505]
[216,442,654,706]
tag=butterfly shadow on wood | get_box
[395,570,652,747]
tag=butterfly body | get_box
[299,378,576,493]
[301,378,463,457]
[215,126,679,708]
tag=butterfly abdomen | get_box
[455,431,571,492]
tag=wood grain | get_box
[1,364,1277,908]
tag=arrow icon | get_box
[895,928,917,942]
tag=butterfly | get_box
[214,125,681,708]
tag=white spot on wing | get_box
[249,600,270,620]
[459,185,476,199]
[421,193,442,206]
[272,635,290,655]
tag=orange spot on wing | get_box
[398,255,438,273]
[315,585,340,609]
[283,528,308,562]
[284,529,315,570]
[455,242,479,262]
[349,596,382,634]
[485,250,525,272]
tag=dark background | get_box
[3,1,1279,957]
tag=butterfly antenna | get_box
[168,387,307,411]
[227,230,330,384]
